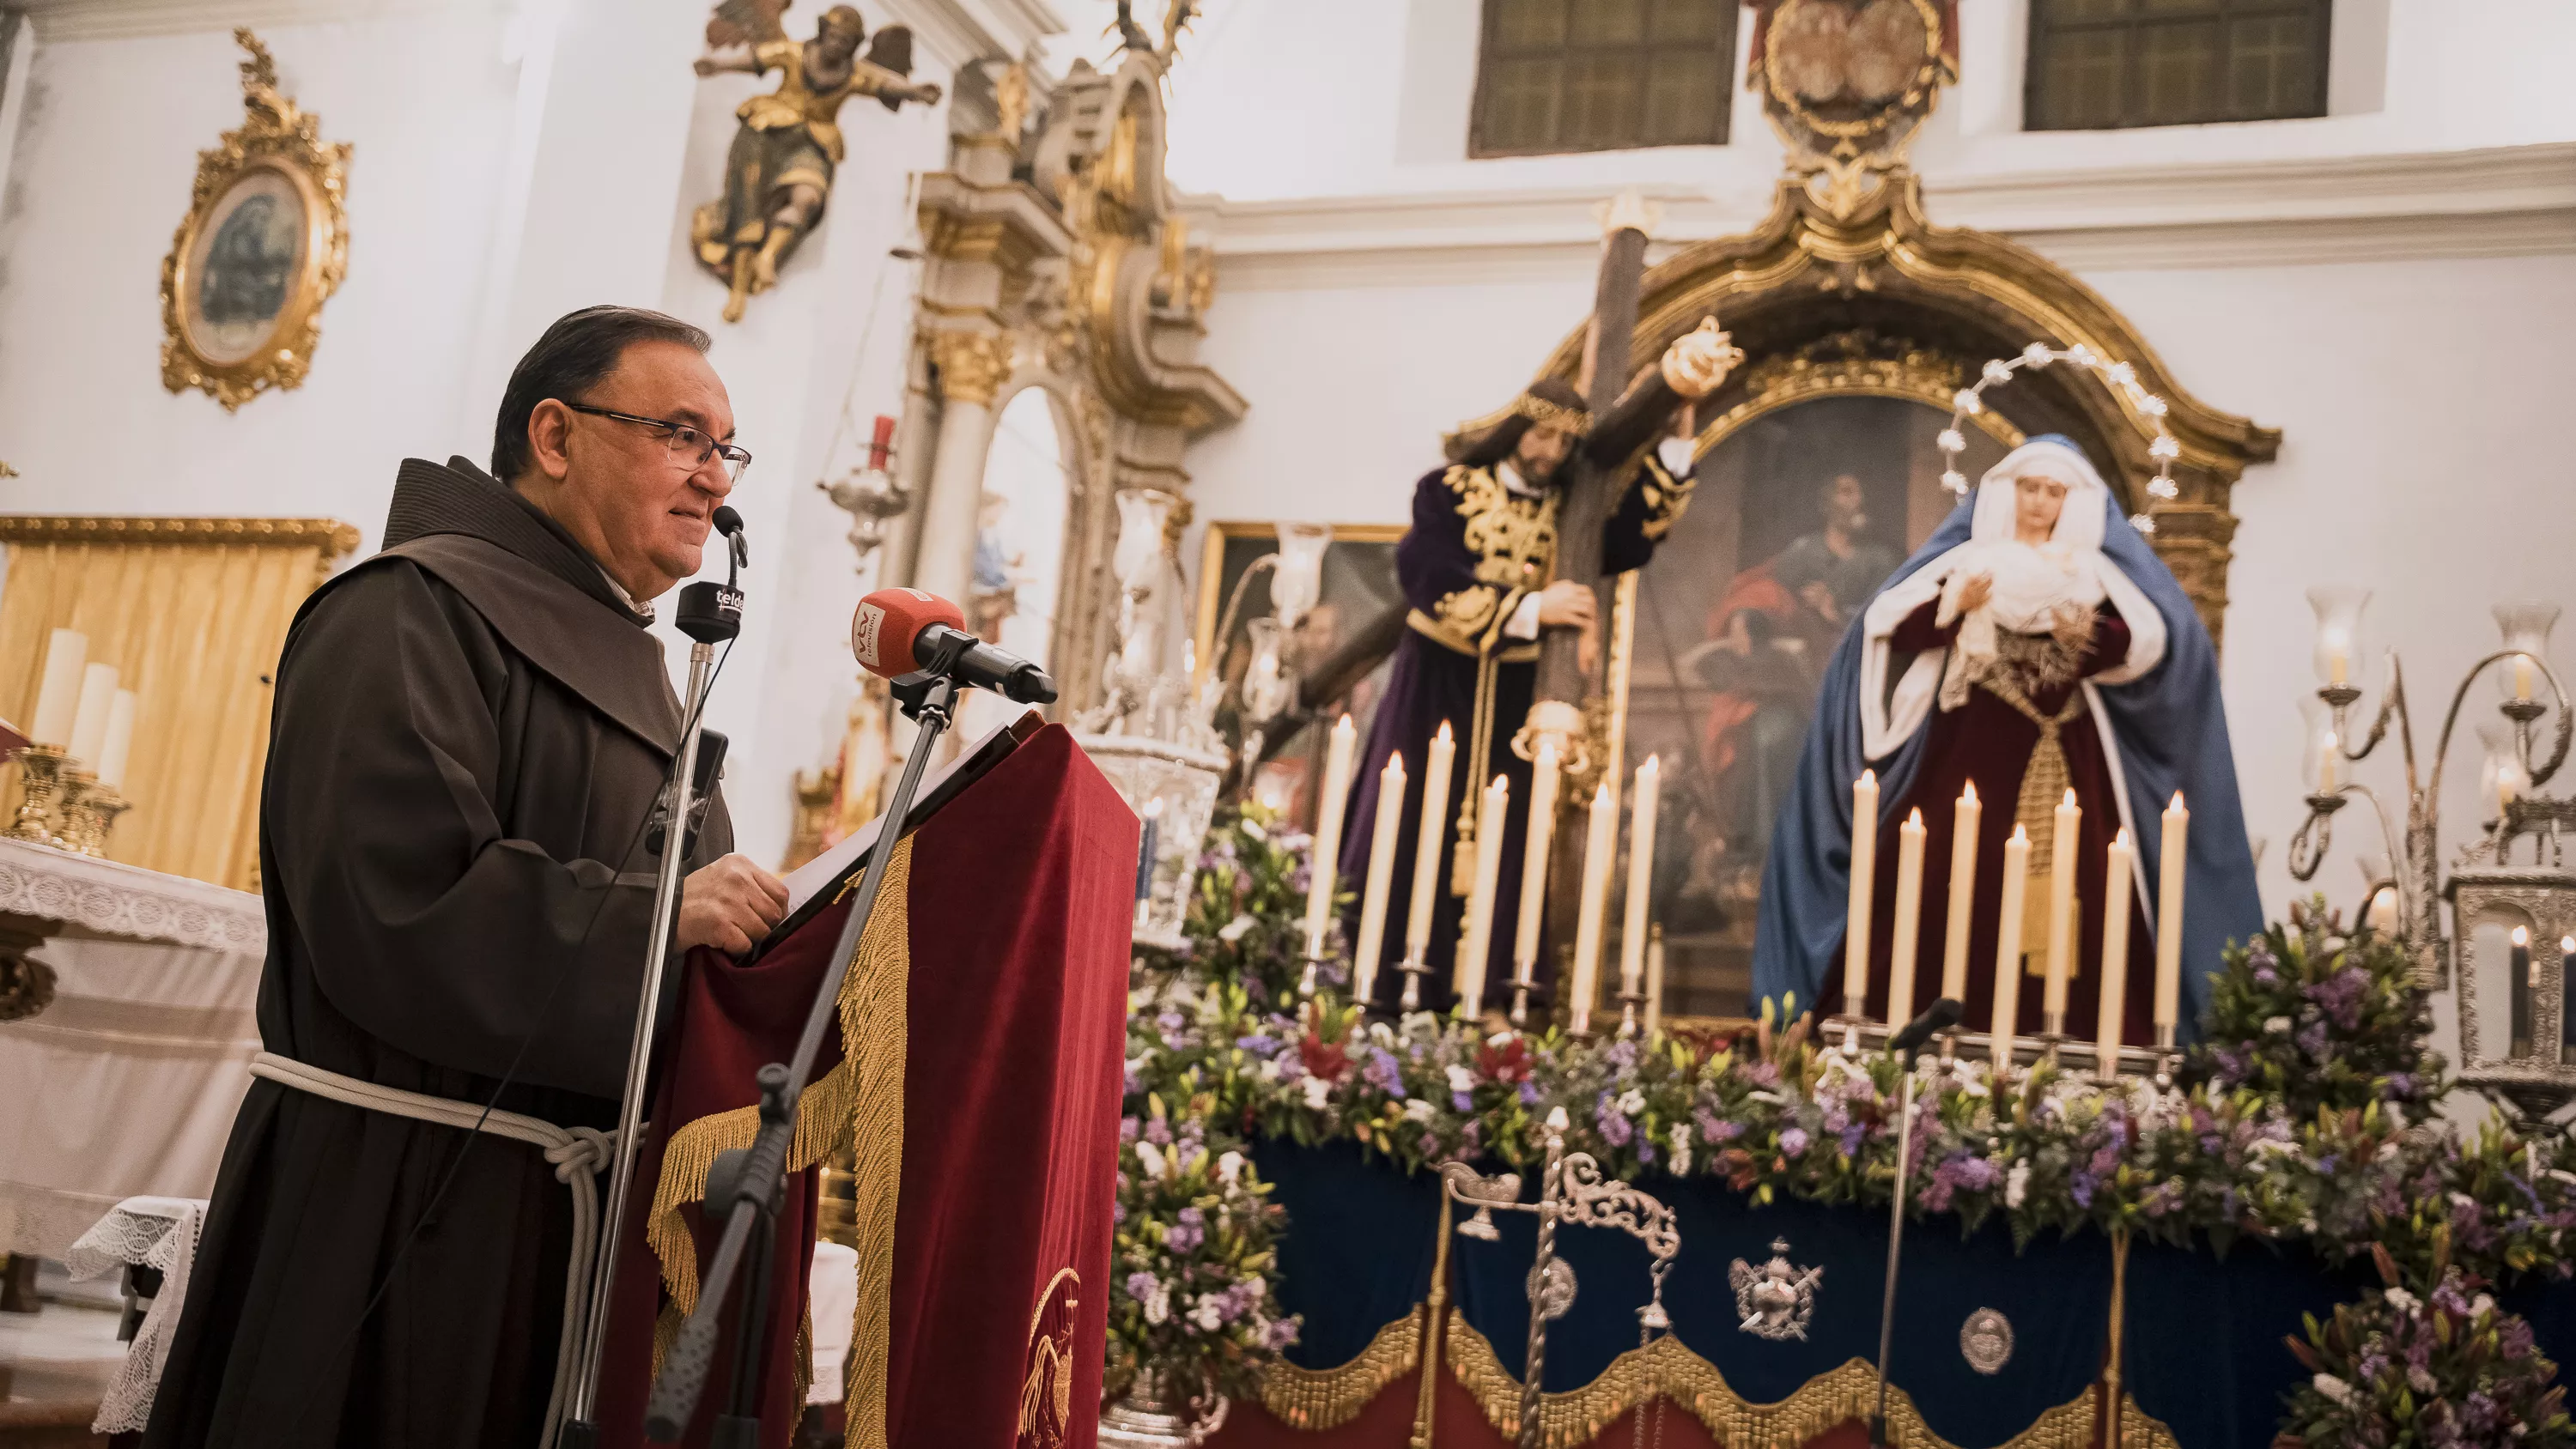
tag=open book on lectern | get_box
[755,707,1045,960]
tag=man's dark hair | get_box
[490,305,711,484]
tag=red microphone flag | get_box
[850,587,967,678]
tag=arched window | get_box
[2026,0,2331,130]
[1470,0,1738,157]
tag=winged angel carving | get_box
[692,0,942,321]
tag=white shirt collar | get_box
[597,566,654,623]
[1498,461,1543,499]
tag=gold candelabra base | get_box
[59,777,129,858]
[6,745,69,847]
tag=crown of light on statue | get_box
[1938,343,2182,535]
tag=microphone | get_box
[851,587,1058,704]
[712,505,747,578]
[1887,997,1965,1059]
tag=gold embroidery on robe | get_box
[1413,465,1559,658]
[1633,453,1698,543]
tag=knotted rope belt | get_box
[247,1051,617,1448]
[1978,676,2089,971]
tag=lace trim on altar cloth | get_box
[63,1197,206,1436]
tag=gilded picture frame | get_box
[161,29,350,411]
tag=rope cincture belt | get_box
[247,1051,617,1448]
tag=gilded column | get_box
[910,328,1015,609]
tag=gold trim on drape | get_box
[645,837,913,1448]
[1256,1308,1422,1431]
[0,516,357,890]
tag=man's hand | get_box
[1957,572,1995,614]
[1799,580,1841,624]
[1659,316,1743,399]
[678,854,789,957]
[1535,579,1596,631]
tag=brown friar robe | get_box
[144,457,732,1449]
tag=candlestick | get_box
[1402,722,1456,968]
[2043,789,2080,1031]
[2097,829,2134,1076]
[96,690,136,792]
[1941,781,1980,1001]
[1568,780,1617,1034]
[2561,936,2576,1067]
[65,663,117,767]
[1991,826,2031,1071]
[1455,773,1510,1019]
[1618,755,1662,1005]
[1133,798,1162,906]
[2516,654,2535,704]
[27,629,86,747]
[1844,769,1880,1020]
[1510,740,1560,1022]
[2512,925,2535,1057]
[1353,753,1406,1009]
[1887,807,1927,1029]
[1644,923,1666,1039]
[1301,714,1358,965]
[2153,792,2188,1045]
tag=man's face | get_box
[1512,419,1576,485]
[817,14,864,59]
[2014,473,2069,541]
[552,340,736,597]
[1823,474,1867,533]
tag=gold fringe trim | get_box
[643,837,914,1449]
[1256,1309,1423,1432]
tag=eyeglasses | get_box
[562,402,752,482]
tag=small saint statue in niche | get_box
[692,1,941,322]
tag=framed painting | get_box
[161,31,350,410]
[1194,521,1403,830]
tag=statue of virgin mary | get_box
[1751,435,2261,1043]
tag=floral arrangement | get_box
[2281,1234,2572,1449]
[1114,807,2574,1444]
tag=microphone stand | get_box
[642,645,971,1444]
[558,577,741,1448]
[1870,1013,1944,1449]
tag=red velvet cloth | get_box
[593,724,1135,1447]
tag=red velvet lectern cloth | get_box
[592,724,1136,1448]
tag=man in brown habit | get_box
[146,306,791,1447]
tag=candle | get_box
[1844,769,1880,1018]
[1886,808,1928,1029]
[1618,755,1662,1004]
[1510,741,1561,993]
[2096,828,2134,1076]
[1991,826,2031,1070]
[2366,886,2399,936]
[1455,774,1510,1019]
[1567,780,1619,1034]
[96,691,136,791]
[1402,722,1456,967]
[1941,781,1981,1001]
[2512,925,2535,1057]
[2561,936,2575,1066]
[2318,733,2337,793]
[27,629,86,747]
[1134,798,1162,903]
[2043,789,2080,1023]
[1644,925,1666,1039]
[1302,715,1358,958]
[2154,792,2189,1037]
[1353,753,1406,1007]
[66,663,118,767]
[2326,635,2348,687]
[2517,654,2536,704]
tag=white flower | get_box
[1487,1030,1517,1048]
[1218,914,1255,943]
[2409,1366,2438,1394]
[1618,1089,1648,1117]
[1189,1298,1224,1332]
[2470,1293,2496,1319]
[1369,1022,1397,1048]
[1405,1098,1436,1124]
[1135,1140,1167,1179]
[2264,1016,2293,1035]
[1240,1274,1267,1300]
[1668,1123,1694,1178]
[1546,1106,1570,1132]
[2006,1162,2031,1209]
[1258,1057,1282,1082]
[1447,1064,1477,1094]
[1217,1150,1244,1186]
[2383,1287,2420,1313]
[1144,1283,1171,1325]
[1301,1075,1333,1110]
[2312,1373,2355,1407]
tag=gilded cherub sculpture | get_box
[692,1,941,322]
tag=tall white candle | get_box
[2318,732,2338,793]
[2517,655,2536,704]
[28,629,87,747]
[1402,722,1456,966]
[1511,741,1561,991]
[1567,780,1619,1034]
[1844,769,1880,1018]
[2096,828,2135,1076]
[1455,773,1510,1018]
[1302,714,1358,958]
[96,690,137,791]
[1887,808,1928,1029]
[1617,755,1662,1003]
[1991,826,2031,1070]
[2043,789,2081,1022]
[1644,925,1666,1039]
[1941,781,1981,1002]
[66,663,118,767]
[2153,792,2189,1036]
[1352,752,1406,1007]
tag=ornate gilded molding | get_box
[160,30,350,411]
[0,516,359,553]
[1693,330,2025,462]
[925,329,1015,405]
[1255,1308,1421,1431]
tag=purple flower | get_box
[1164,1221,1203,1252]
[1265,1318,1299,1349]
[2295,1021,2330,1058]
[1838,1123,1865,1158]
[1452,1091,1473,1112]
[1364,1048,1404,1094]
[1120,1116,1141,1143]
[2070,1170,2098,1209]
[1157,1010,1187,1035]
[1518,1081,1540,1106]
[1779,1128,1811,1158]
[1237,1034,1279,1055]
[1144,1117,1174,1146]
[1125,1270,1160,1302]
[1698,1110,1744,1144]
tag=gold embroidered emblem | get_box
[1016,1268,1081,1448]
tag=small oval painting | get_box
[182,167,307,367]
